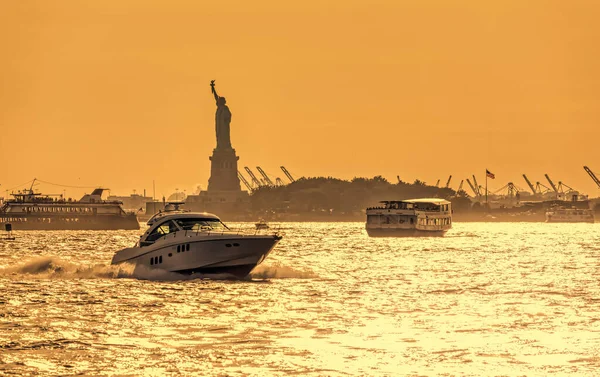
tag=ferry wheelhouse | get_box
[366,198,452,237]
[0,184,139,230]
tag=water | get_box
[1,222,600,376]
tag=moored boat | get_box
[366,198,452,237]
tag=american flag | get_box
[486,169,495,179]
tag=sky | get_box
[1,0,599,198]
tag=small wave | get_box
[249,263,317,279]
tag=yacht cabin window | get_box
[174,218,229,231]
[146,220,179,242]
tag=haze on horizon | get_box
[1,0,599,198]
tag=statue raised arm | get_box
[210,80,219,104]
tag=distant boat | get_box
[366,198,452,237]
[545,206,595,223]
[255,220,270,230]
[0,179,139,230]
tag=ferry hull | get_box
[0,215,140,230]
[366,228,448,237]
[545,218,595,224]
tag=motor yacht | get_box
[111,207,282,278]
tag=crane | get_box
[457,179,464,192]
[275,177,285,186]
[445,175,452,188]
[522,174,537,195]
[435,179,440,187]
[479,185,493,196]
[507,182,519,197]
[256,166,274,186]
[280,166,295,183]
[545,174,559,193]
[238,171,253,191]
[557,181,574,193]
[535,181,552,194]
[584,166,600,188]
[466,178,479,197]
[244,167,263,187]
[472,175,481,196]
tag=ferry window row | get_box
[414,204,450,212]
[21,207,94,213]
[367,215,414,225]
[418,218,451,226]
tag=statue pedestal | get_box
[207,148,241,192]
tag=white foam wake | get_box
[0,257,317,281]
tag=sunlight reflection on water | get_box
[1,222,599,376]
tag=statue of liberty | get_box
[210,80,232,149]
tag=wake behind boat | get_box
[111,206,282,278]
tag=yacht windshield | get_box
[146,220,179,242]
[174,218,229,232]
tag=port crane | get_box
[244,167,263,187]
[435,179,440,187]
[466,178,479,197]
[472,175,482,196]
[522,174,537,195]
[457,179,464,192]
[237,171,253,191]
[256,167,274,186]
[507,182,519,197]
[535,181,552,194]
[493,182,522,198]
[557,181,574,194]
[584,166,600,188]
[275,177,285,186]
[280,166,295,183]
[445,175,452,188]
[544,174,559,194]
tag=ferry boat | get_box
[111,205,282,278]
[545,206,595,223]
[0,182,139,230]
[366,198,452,237]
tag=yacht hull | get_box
[111,234,281,278]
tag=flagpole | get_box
[485,170,488,206]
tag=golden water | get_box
[1,222,599,376]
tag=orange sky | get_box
[1,0,599,198]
